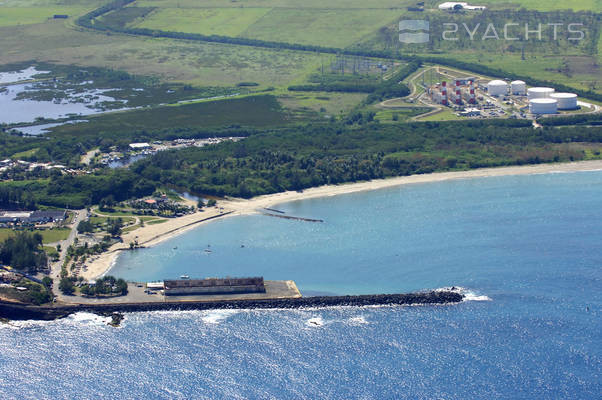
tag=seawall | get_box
[0,291,463,321]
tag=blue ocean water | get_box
[1,171,601,399]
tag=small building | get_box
[146,282,164,290]
[164,277,266,296]
[438,2,486,11]
[460,108,481,117]
[129,142,151,150]
[53,14,69,19]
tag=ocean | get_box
[1,171,600,399]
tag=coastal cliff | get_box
[0,291,463,321]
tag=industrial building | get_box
[529,98,558,114]
[427,79,476,106]
[549,93,578,110]
[164,277,266,296]
[0,210,67,225]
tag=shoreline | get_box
[81,159,602,280]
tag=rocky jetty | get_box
[0,291,463,322]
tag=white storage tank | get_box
[510,80,526,95]
[529,98,558,114]
[549,93,578,110]
[487,80,508,96]
[527,87,555,100]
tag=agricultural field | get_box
[239,9,399,48]
[0,7,91,26]
[134,0,412,9]
[135,7,402,48]
[135,7,273,37]
[475,0,602,12]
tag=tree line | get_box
[0,232,48,273]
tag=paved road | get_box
[49,209,88,298]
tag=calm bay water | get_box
[1,171,601,399]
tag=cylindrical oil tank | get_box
[487,80,508,96]
[527,87,555,100]
[510,80,526,95]
[549,93,578,110]
[529,98,558,114]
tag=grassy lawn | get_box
[278,92,368,117]
[239,8,400,48]
[375,107,433,123]
[0,228,70,243]
[0,7,91,27]
[134,0,411,9]
[136,7,273,37]
[477,0,602,12]
[11,148,39,159]
[146,219,167,225]
[417,109,464,122]
[88,216,135,226]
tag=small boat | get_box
[173,246,178,250]
[204,249,212,254]
[180,275,190,279]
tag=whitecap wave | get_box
[463,292,492,302]
[65,312,114,325]
[1,312,114,329]
[434,286,492,302]
[348,316,369,325]
[201,309,239,324]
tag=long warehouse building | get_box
[164,277,266,296]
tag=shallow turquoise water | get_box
[1,170,600,399]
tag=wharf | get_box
[57,280,301,305]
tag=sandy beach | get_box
[80,159,602,280]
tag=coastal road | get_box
[50,209,88,296]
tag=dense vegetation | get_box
[1,95,288,166]
[0,279,52,305]
[0,232,47,273]
[538,113,602,126]
[80,275,128,297]
[124,120,602,198]
[2,119,601,207]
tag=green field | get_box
[0,21,323,87]
[239,9,399,48]
[417,109,464,122]
[476,0,602,12]
[0,228,70,244]
[278,92,368,117]
[133,5,402,48]
[134,0,411,9]
[136,7,272,37]
[0,7,90,26]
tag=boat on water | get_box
[180,275,190,279]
